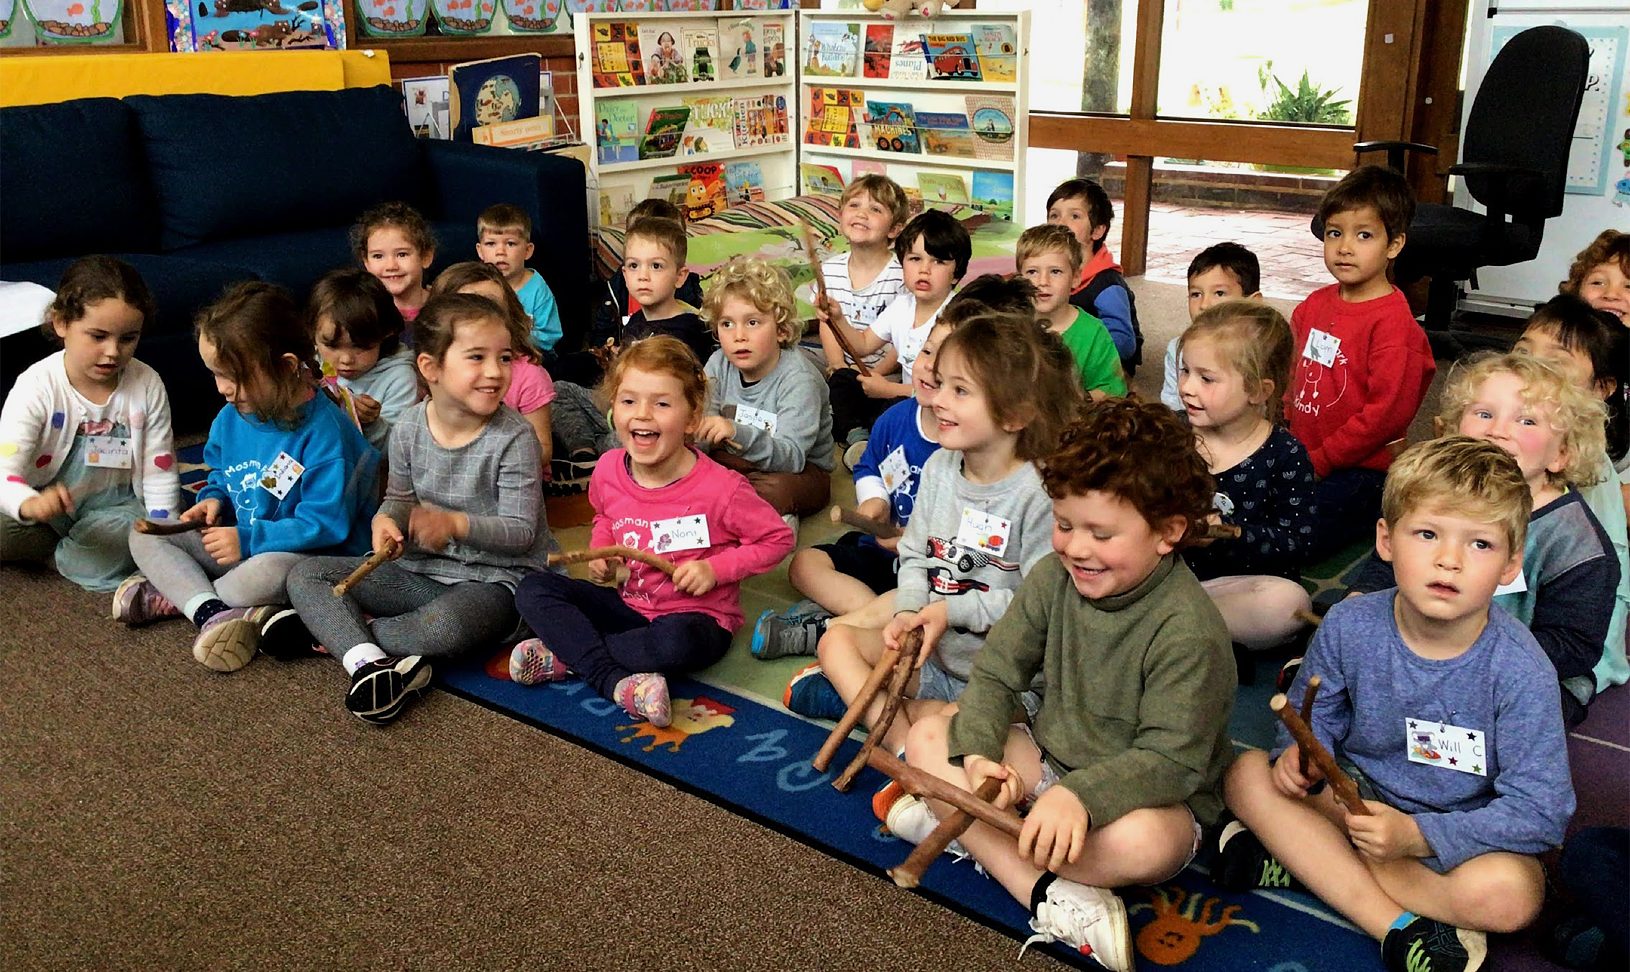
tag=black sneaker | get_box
[1381,914,1487,972]
[345,656,432,725]
[256,608,321,660]
[1213,820,1301,892]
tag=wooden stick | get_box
[134,518,207,536]
[814,646,902,772]
[1294,607,1323,628]
[1297,675,1321,777]
[829,505,903,540]
[802,222,873,378]
[833,639,917,791]
[333,538,399,597]
[1270,693,1369,815]
[867,749,1024,840]
[889,776,1004,888]
[547,545,677,577]
[1204,522,1242,540]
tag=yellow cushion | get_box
[0,49,392,108]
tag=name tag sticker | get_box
[734,403,778,436]
[260,452,304,499]
[1303,328,1341,368]
[879,446,911,495]
[955,506,1010,557]
[1405,718,1487,776]
[650,514,710,554]
[83,435,133,469]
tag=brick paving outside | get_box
[1139,202,1326,300]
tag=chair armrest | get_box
[1352,140,1439,171]
[1447,162,1548,220]
[421,140,591,335]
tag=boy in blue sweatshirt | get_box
[1220,437,1574,972]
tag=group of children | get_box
[3,164,1628,972]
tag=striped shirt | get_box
[821,250,905,369]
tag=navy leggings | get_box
[513,570,732,700]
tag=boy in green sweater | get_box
[893,401,1236,972]
[1018,224,1126,401]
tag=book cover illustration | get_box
[803,87,862,149]
[918,171,969,206]
[762,93,790,144]
[649,173,692,209]
[640,105,692,160]
[852,159,887,179]
[680,96,735,155]
[801,162,845,196]
[402,76,451,139]
[965,94,1016,161]
[762,21,786,78]
[972,22,1018,83]
[804,21,859,78]
[864,100,920,155]
[923,33,982,82]
[590,20,642,88]
[594,99,639,164]
[889,32,928,82]
[731,94,786,147]
[862,23,893,80]
[638,24,689,84]
[498,0,562,33]
[717,17,761,80]
[356,0,425,37]
[449,53,541,143]
[684,26,715,82]
[599,184,637,227]
[724,161,766,205]
[902,185,925,216]
[971,171,1015,221]
[678,161,728,221]
[915,110,975,158]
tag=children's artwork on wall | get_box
[164,0,341,51]
[431,0,494,34]
[22,0,123,43]
[402,75,452,138]
[357,0,426,36]
[497,0,560,31]
[566,1,614,11]
[0,0,15,39]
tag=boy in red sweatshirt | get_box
[1289,165,1434,562]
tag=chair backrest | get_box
[1462,25,1588,223]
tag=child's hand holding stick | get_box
[549,544,678,577]
[828,505,902,540]
[801,222,872,378]
[334,537,400,596]
[1270,692,1369,815]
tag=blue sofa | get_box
[1,84,588,431]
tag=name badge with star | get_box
[1405,718,1486,777]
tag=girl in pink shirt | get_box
[508,336,794,726]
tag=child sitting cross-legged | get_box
[1018,224,1125,401]
[307,268,419,452]
[1221,437,1575,972]
[894,401,1237,972]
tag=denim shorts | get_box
[916,657,1042,721]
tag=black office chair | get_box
[1326,25,1590,333]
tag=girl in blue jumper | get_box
[118,283,379,675]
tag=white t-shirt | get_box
[869,290,953,386]
[822,251,905,369]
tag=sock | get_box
[1389,912,1419,933]
[188,597,229,627]
[1030,872,1059,914]
[342,643,388,675]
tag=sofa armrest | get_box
[422,141,590,341]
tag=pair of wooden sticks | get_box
[799,223,872,378]
[813,628,923,792]
[1271,679,1369,815]
[328,543,680,600]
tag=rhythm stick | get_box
[1204,522,1242,540]
[867,749,1024,840]
[1270,693,1369,815]
[1297,675,1322,777]
[832,642,916,792]
[889,777,1005,888]
[801,222,872,377]
[548,545,678,577]
[134,518,207,536]
[1294,607,1323,628]
[333,538,400,596]
[813,645,903,772]
[828,505,903,540]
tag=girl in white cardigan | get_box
[0,257,179,591]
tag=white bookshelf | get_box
[797,8,1030,223]
[576,9,798,230]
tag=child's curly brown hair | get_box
[1561,229,1629,295]
[934,312,1081,461]
[1040,400,1217,546]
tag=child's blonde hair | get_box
[934,313,1083,461]
[600,334,708,418]
[1015,224,1084,275]
[476,203,532,242]
[701,257,802,347]
[1436,351,1608,489]
[1179,300,1295,424]
[1382,436,1532,553]
[840,174,910,231]
[429,260,539,359]
[1561,229,1629,295]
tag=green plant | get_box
[1256,68,1352,125]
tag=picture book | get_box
[852,159,888,179]
[448,54,541,143]
[804,21,860,78]
[732,94,790,147]
[638,24,689,84]
[678,162,728,221]
[890,33,928,82]
[965,95,1016,161]
[862,23,893,80]
[401,76,451,139]
[762,22,787,78]
[590,20,642,88]
[598,184,638,228]
[972,23,1018,83]
[595,100,639,164]
[971,171,1015,221]
[684,26,716,83]
[915,110,976,158]
[801,162,845,197]
[902,185,926,216]
[717,17,762,80]
[640,105,691,160]
[918,172,969,207]
[923,33,982,82]
[764,94,791,145]
[725,161,767,204]
[864,100,920,155]
[649,173,692,209]
[803,87,863,150]
[680,96,736,155]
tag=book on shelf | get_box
[852,159,888,179]
[684,26,717,83]
[599,184,638,227]
[590,20,643,88]
[902,185,926,216]
[638,24,690,85]
[595,100,639,164]
[971,170,1015,221]
[864,100,921,155]
[448,54,542,143]
[918,171,970,206]
[915,110,976,159]
[678,161,728,221]
[972,22,1018,83]
[763,22,788,78]
[862,23,893,80]
[801,162,845,196]
[732,93,790,147]
[803,87,863,149]
[681,95,737,155]
[718,17,762,80]
[725,161,767,204]
[640,105,692,160]
[965,94,1016,161]
[804,21,860,78]
[650,173,692,209]
[401,76,451,139]
[890,32,929,82]
[923,33,982,82]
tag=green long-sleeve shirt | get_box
[946,553,1237,827]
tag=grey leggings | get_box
[128,528,305,613]
[285,555,518,660]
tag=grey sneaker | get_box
[750,606,831,660]
[842,439,868,472]
[1021,880,1133,971]
[111,574,181,626]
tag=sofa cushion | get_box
[170,227,358,300]
[0,99,158,263]
[127,86,427,251]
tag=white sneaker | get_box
[884,793,968,858]
[780,512,799,542]
[1020,879,1133,972]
